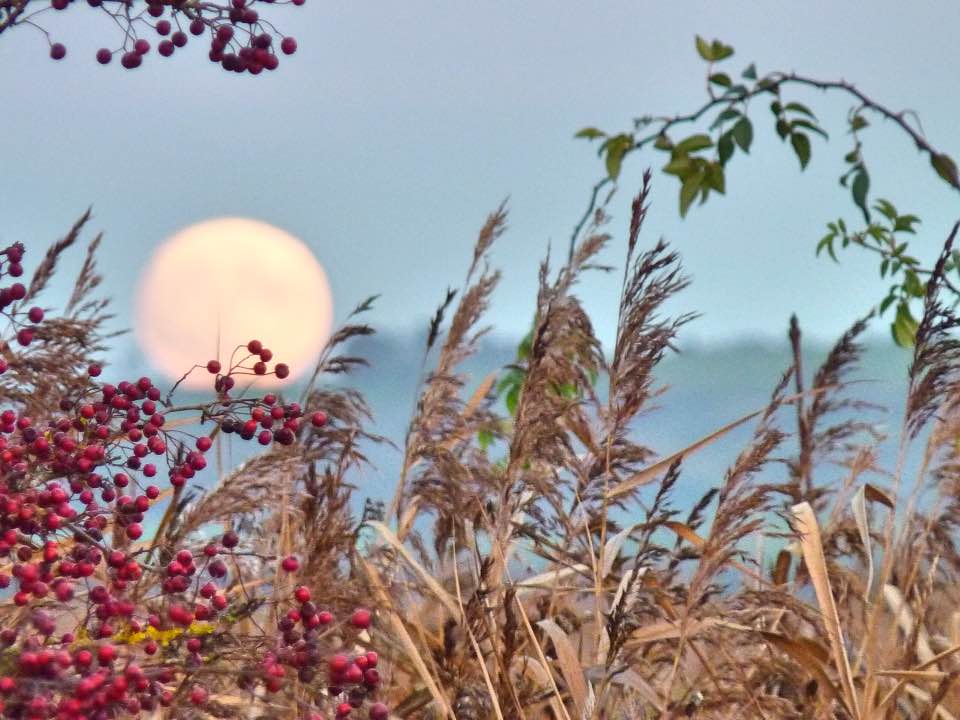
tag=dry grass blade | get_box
[367,520,460,616]
[792,501,862,718]
[537,618,589,717]
[360,557,454,718]
[851,485,875,603]
[761,631,845,708]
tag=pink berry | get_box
[134,39,151,55]
[27,307,43,323]
[369,703,389,720]
[280,37,297,55]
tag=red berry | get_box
[159,40,175,57]
[189,685,208,705]
[350,608,372,629]
[134,39,151,55]
[97,644,115,664]
[206,359,221,374]
[50,43,67,60]
[121,52,141,69]
[253,361,267,375]
[16,328,33,346]
[189,18,205,35]
[246,339,262,354]
[259,348,273,362]
[294,585,311,603]
[369,703,389,720]
[96,48,113,64]
[311,411,327,427]
[88,363,102,376]
[27,307,43,323]
[172,31,188,48]
[281,37,297,55]
[280,555,299,572]
[156,19,171,35]
[275,363,290,379]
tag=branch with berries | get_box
[0,0,304,75]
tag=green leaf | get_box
[505,384,521,416]
[679,170,704,217]
[932,153,960,187]
[663,157,693,177]
[732,117,753,152]
[790,119,829,140]
[784,102,816,119]
[903,270,925,298]
[742,63,757,80]
[844,149,859,164]
[675,134,713,154]
[790,132,811,169]
[816,234,837,262]
[770,100,783,116]
[852,169,871,222]
[704,162,725,194]
[850,115,869,131]
[874,198,897,221]
[880,258,889,277]
[891,302,918,347]
[710,107,741,130]
[604,134,633,180]
[776,119,790,140]
[695,35,713,61]
[718,132,734,166]
[653,134,673,150]
[711,39,734,60]
[709,72,732,88]
[497,367,525,394]
[575,127,606,140]
[477,428,494,452]
[894,214,921,233]
[879,293,895,315]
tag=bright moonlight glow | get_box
[135,218,333,389]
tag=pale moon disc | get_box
[135,218,334,389]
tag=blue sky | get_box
[2,0,959,374]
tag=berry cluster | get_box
[10,0,303,75]
[0,243,390,719]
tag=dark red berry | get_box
[280,37,297,55]
[50,43,67,60]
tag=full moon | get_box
[135,218,334,389]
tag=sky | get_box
[2,0,959,376]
